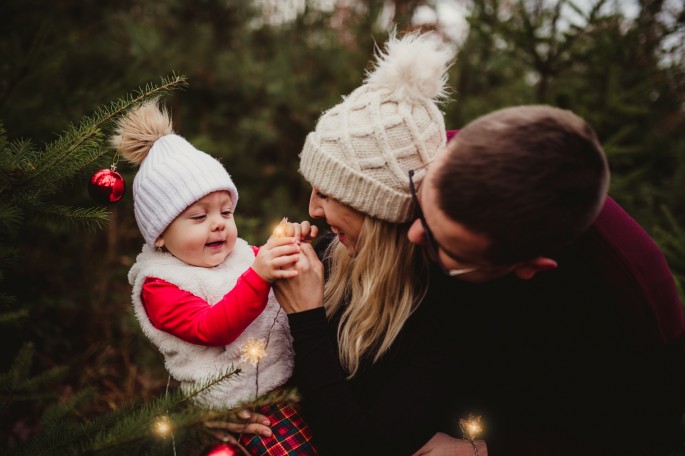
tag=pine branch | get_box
[0,75,183,236]
[175,366,242,407]
[0,201,23,235]
[0,343,34,389]
[0,139,36,198]
[29,204,110,232]
[7,388,99,456]
[22,132,105,198]
[6,361,301,455]
[6,74,188,197]
[7,368,244,456]
[0,305,26,325]
[0,343,68,410]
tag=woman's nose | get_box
[309,191,324,218]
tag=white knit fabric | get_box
[299,33,452,223]
[128,238,293,409]
[132,134,239,247]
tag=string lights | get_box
[153,415,173,438]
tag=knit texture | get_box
[132,134,238,246]
[299,32,453,223]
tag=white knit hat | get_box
[299,31,454,223]
[110,100,238,247]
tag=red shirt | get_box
[141,246,270,346]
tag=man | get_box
[410,105,685,455]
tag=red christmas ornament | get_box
[88,166,125,204]
[202,442,239,456]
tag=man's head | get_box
[408,105,609,282]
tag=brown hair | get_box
[435,105,609,263]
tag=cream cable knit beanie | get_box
[110,99,238,247]
[299,31,454,223]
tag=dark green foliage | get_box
[446,0,685,299]
[4,367,265,456]
[1,0,684,453]
[0,74,188,452]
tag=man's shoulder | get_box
[581,196,673,283]
[564,196,685,344]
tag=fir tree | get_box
[1,72,304,455]
[0,74,184,453]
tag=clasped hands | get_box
[203,221,324,444]
[271,220,324,314]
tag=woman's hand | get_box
[412,433,488,456]
[286,220,319,243]
[204,409,272,441]
[273,243,324,314]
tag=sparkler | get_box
[272,217,289,238]
[239,337,267,366]
[459,414,483,455]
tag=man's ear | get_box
[512,257,558,280]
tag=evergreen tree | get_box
[0,74,188,451]
[2,0,683,452]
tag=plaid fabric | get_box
[238,402,318,456]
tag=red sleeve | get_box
[141,268,270,346]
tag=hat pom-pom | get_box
[110,98,173,166]
[365,31,454,103]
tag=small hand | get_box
[252,236,301,283]
[204,409,272,441]
[285,220,318,243]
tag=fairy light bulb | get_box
[153,415,173,438]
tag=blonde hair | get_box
[324,217,429,377]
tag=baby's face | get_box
[157,190,237,267]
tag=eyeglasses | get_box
[408,169,481,277]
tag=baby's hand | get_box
[252,236,301,283]
[285,220,319,243]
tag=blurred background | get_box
[1,0,684,452]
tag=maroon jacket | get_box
[289,196,684,455]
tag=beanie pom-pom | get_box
[110,98,173,166]
[365,31,454,103]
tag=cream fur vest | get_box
[128,238,294,409]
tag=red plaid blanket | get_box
[238,402,318,455]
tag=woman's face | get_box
[309,187,365,256]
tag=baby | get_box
[112,99,317,454]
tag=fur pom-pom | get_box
[110,98,173,166]
[365,31,454,103]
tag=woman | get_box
[269,32,466,455]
